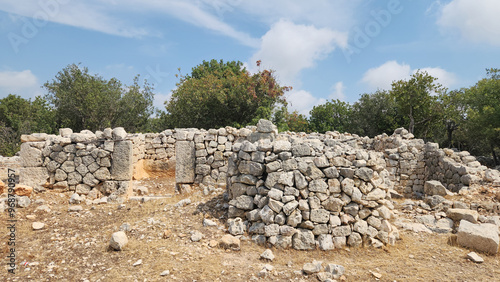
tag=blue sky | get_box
[1,0,499,115]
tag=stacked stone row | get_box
[141,131,176,161]
[192,127,248,187]
[19,128,132,200]
[424,143,498,191]
[226,132,400,251]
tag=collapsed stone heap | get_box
[226,120,400,250]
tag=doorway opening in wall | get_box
[132,158,177,196]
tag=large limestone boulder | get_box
[424,180,447,196]
[457,220,499,254]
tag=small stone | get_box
[163,230,172,239]
[32,222,45,230]
[220,234,241,251]
[303,260,322,275]
[160,270,170,276]
[109,231,128,251]
[132,259,142,266]
[371,271,382,279]
[260,249,274,261]
[467,252,484,263]
[191,231,204,242]
[174,198,191,207]
[203,218,217,227]
[14,184,33,197]
[68,206,83,212]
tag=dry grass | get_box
[1,176,499,281]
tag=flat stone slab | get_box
[457,220,499,254]
[447,208,479,224]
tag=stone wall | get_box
[2,119,499,208]
[226,120,399,250]
[16,128,134,201]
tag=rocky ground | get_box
[1,174,500,281]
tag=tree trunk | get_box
[492,144,499,166]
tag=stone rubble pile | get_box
[227,120,401,250]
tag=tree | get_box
[350,90,404,137]
[390,71,445,137]
[273,106,311,133]
[164,59,290,129]
[462,68,500,164]
[309,99,352,133]
[0,94,56,156]
[44,64,154,132]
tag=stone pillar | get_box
[175,141,195,184]
[111,141,133,181]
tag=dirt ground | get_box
[1,174,499,282]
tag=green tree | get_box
[350,90,404,137]
[273,106,311,133]
[435,89,469,149]
[390,70,445,138]
[462,68,500,164]
[309,99,352,133]
[164,59,290,129]
[44,64,154,132]
[0,94,56,156]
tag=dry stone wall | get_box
[2,120,499,226]
[16,128,134,201]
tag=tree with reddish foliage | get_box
[164,59,290,129]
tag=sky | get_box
[0,0,499,116]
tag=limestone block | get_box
[19,167,49,190]
[20,143,43,167]
[457,220,499,254]
[111,141,133,181]
[424,180,447,196]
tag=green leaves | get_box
[43,64,154,132]
[164,60,289,129]
[309,99,352,133]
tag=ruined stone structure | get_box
[1,119,499,250]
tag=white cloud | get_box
[0,0,151,38]
[361,60,457,91]
[417,67,457,88]
[0,69,41,98]
[362,60,411,90]
[286,89,326,116]
[0,0,259,46]
[153,92,172,111]
[329,81,346,100]
[249,19,347,87]
[437,0,500,46]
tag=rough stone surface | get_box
[111,141,133,181]
[175,141,196,183]
[424,180,448,196]
[447,208,479,224]
[457,220,499,254]
[109,231,128,251]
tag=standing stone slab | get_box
[111,141,133,181]
[175,141,195,183]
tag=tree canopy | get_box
[164,59,290,129]
[44,63,154,132]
